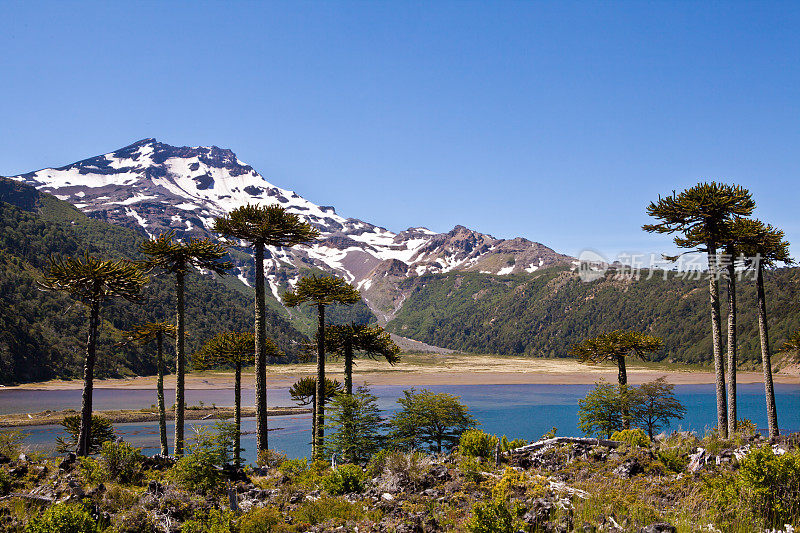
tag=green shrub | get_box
[365,448,390,478]
[24,502,97,533]
[180,509,235,533]
[540,427,557,440]
[611,428,651,447]
[100,441,145,484]
[459,429,498,459]
[292,496,370,526]
[458,456,487,484]
[0,430,27,457]
[655,447,689,473]
[277,457,308,477]
[238,507,284,532]
[738,446,800,527]
[258,448,287,469]
[77,456,108,486]
[466,498,519,533]
[499,435,527,453]
[320,464,366,495]
[170,424,235,495]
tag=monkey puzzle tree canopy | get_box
[213,203,320,248]
[40,253,148,305]
[326,323,400,394]
[569,330,662,375]
[40,253,149,456]
[288,377,343,406]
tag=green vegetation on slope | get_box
[0,178,306,384]
[387,266,800,364]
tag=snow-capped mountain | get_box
[6,138,574,321]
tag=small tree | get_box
[288,377,342,448]
[56,415,115,455]
[578,381,624,439]
[118,322,177,455]
[569,330,662,428]
[326,323,400,395]
[140,231,231,457]
[324,385,384,463]
[389,388,476,453]
[629,377,687,440]
[40,253,148,456]
[283,275,361,458]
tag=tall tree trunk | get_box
[756,264,779,437]
[707,244,728,438]
[174,270,186,457]
[311,391,317,452]
[617,356,630,430]
[234,361,242,466]
[156,332,168,456]
[726,262,738,436]
[344,340,354,395]
[77,299,100,456]
[314,304,326,459]
[254,242,268,460]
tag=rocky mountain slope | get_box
[6,138,574,322]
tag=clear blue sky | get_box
[2,1,798,260]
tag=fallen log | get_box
[508,436,622,455]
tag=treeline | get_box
[388,265,800,364]
[0,179,305,384]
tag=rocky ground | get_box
[0,430,798,532]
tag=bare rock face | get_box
[5,138,573,318]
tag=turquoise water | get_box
[2,383,798,463]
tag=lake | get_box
[2,383,798,463]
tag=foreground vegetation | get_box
[1,421,798,532]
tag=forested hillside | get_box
[0,178,306,384]
[387,266,800,365]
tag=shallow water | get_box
[2,383,798,463]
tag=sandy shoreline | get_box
[3,354,797,391]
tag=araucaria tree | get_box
[118,322,177,455]
[194,331,277,465]
[569,330,662,429]
[214,204,318,460]
[40,253,148,456]
[283,275,361,458]
[389,388,476,453]
[733,217,792,437]
[643,182,755,438]
[140,230,231,456]
[326,323,400,395]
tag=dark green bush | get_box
[320,464,366,495]
[100,441,146,484]
[180,509,235,533]
[739,446,800,527]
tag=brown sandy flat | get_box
[4,354,797,392]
